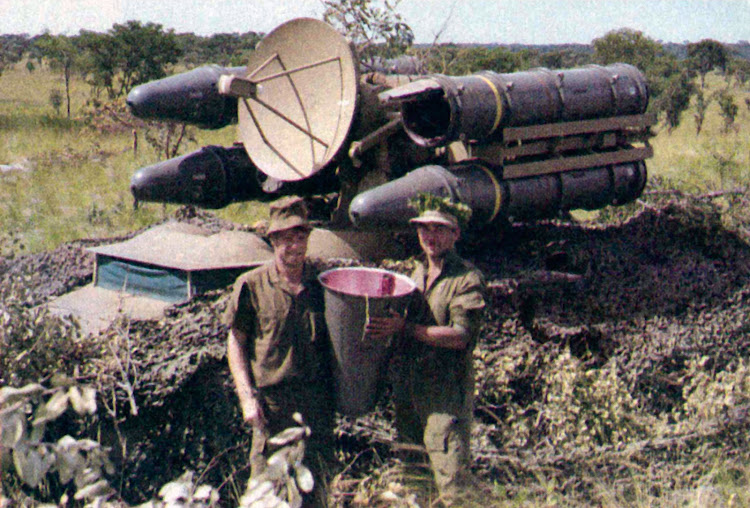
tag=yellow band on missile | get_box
[477,164,502,222]
[478,75,503,136]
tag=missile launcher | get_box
[126,17,655,230]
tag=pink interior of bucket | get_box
[320,268,415,297]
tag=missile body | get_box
[380,63,649,148]
[349,160,647,229]
[131,144,340,209]
[126,65,246,129]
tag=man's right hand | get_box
[365,309,406,340]
[241,396,266,428]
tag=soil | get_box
[2,198,750,505]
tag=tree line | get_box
[0,16,747,131]
[0,21,261,119]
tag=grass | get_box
[0,62,266,254]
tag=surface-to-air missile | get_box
[127,17,654,232]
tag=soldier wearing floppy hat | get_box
[225,196,334,506]
[408,208,461,230]
[266,195,313,235]
[367,194,486,502]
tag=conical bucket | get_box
[318,267,416,416]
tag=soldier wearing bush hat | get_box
[225,195,333,506]
[367,193,486,502]
[408,206,461,230]
[266,195,313,235]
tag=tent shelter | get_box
[87,222,273,302]
[46,222,273,335]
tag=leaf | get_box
[68,387,97,415]
[0,384,44,406]
[291,412,304,426]
[240,480,274,505]
[0,410,26,448]
[57,435,79,448]
[158,480,191,502]
[55,447,85,485]
[193,484,218,502]
[266,449,291,480]
[287,441,304,467]
[254,492,289,508]
[13,445,44,488]
[33,390,69,426]
[378,491,401,502]
[39,448,56,479]
[293,464,314,494]
[75,467,101,489]
[267,427,306,446]
[74,479,111,500]
[74,439,101,452]
[50,373,75,388]
[286,476,302,508]
[29,420,46,445]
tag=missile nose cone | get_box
[348,167,450,229]
[348,193,378,228]
[125,85,150,118]
[130,163,169,204]
[126,78,183,122]
[125,66,244,129]
[129,145,270,209]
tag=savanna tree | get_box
[34,33,79,118]
[0,34,30,77]
[76,30,118,98]
[322,0,414,69]
[654,70,696,132]
[77,21,181,98]
[714,88,739,133]
[593,28,662,71]
[687,39,728,88]
[727,57,750,88]
[200,32,263,66]
[594,28,692,130]
[110,21,182,96]
[693,90,711,135]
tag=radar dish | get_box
[237,18,359,181]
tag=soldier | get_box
[367,195,486,503]
[225,196,334,506]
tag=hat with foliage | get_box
[267,196,312,235]
[408,193,472,230]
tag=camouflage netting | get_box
[2,198,750,505]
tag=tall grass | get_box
[0,62,265,254]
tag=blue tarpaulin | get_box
[95,256,253,303]
[96,257,189,303]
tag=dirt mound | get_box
[2,198,750,505]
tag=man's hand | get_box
[365,309,406,340]
[241,395,266,428]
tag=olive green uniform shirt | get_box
[223,261,329,388]
[406,250,486,395]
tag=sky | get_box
[1,0,749,45]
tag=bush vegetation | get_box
[2,9,750,507]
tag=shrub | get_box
[49,89,63,116]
